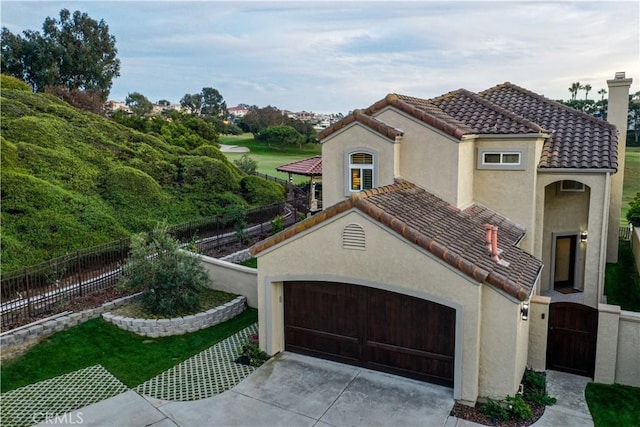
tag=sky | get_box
[2,1,639,114]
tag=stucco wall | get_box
[374,108,462,205]
[633,228,640,276]
[533,173,609,307]
[321,123,396,207]
[595,304,640,387]
[196,254,258,307]
[527,295,550,371]
[479,285,529,399]
[473,137,544,254]
[256,209,527,403]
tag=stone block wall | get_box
[102,296,247,337]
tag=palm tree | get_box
[583,84,592,100]
[569,82,581,101]
[598,88,607,101]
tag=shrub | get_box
[234,154,258,174]
[239,175,285,206]
[179,156,239,194]
[505,394,534,420]
[236,333,270,367]
[523,369,556,406]
[480,398,509,422]
[627,192,640,227]
[1,74,31,91]
[118,223,209,316]
[270,215,284,235]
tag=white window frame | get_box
[344,149,377,196]
[477,148,525,170]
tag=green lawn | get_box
[622,147,640,226]
[585,382,640,427]
[220,133,321,184]
[0,308,258,392]
[604,241,640,311]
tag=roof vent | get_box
[615,72,626,79]
[343,223,366,250]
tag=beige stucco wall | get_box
[633,228,640,276]
[256,209,528,403]
[594,303,621,384]
[616,311,640,387]
[196,254,258,307]
[473,137,544,253]
[321,123,396,208]
[373,108,463,205]
[527,295,550,371]
[479,285,530,399]
[535,173,609,307]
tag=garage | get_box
[283,281,456,387]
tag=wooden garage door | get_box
[284,281,455,387]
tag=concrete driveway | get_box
[160,352,455,426]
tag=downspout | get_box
[599,172,612,303]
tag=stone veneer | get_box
[0,293,141,350]
[102,296,247,337]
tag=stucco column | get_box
[606,73,633,263]
[594,303,621,384]
[527,295,550,371]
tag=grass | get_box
[0,308,257,392]
[604,241,640,311]
[239,258,257,268]
[585,382,640,427]
[220,133,321,184]
[622,147,640,226]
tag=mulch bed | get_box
[450,400,545,427]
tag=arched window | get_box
[349,152,374,191]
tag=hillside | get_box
[0,82,284,272]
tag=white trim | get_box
[559,180,586,192]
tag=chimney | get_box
[485,224,493,252]
[606,71,633,263]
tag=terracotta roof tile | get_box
[318,109,403,141]
[251,180,542,301]
[478,82,618,170]
[276,156,322,176]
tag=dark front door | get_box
[554,235,577,290]
[284,281,456,387]
[546,302,598,377]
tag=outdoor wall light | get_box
[580,231,588,242]
[521,302,529,321]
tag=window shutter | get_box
[343,223,366,250]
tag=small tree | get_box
[118,223,208,316]
[627,192,640,227]
[234,154,258,174]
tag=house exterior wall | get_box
[527,295,551,371]
[472,137,544,253]
[535,173,609,307]
[478,285,530,399]
[321,123,396,207]
[373,108,463,205]
[256,210,528,403]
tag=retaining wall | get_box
[0,293,140,350]
[102,295,247,338]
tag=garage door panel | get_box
[284,281,455,387]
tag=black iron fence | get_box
[1,196,307,331]
[620,226,632,241]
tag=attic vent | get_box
[343,223,366,250]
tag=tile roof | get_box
[251,180,542,301]
[318,82,618,170]
[478,82,618,170]
[317,109,403,141]
[276,156,322,176]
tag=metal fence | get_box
[620,226,632,241]
[1,196,307,331]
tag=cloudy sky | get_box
[2,1,639,113]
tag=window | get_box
[559,180,585,192]
[477,148,525,170]
[349,152,374,191]
[482,152,521,166]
